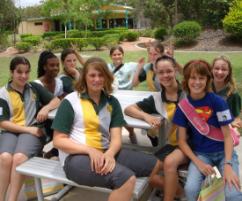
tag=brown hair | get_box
[75,57,114,94]
[211,55,236,96]
[147,40,164,54]
[182,60,212,94]
[109,45,124,56]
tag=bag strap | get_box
[178,98,209,135]
[112,63,124,74]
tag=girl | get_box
[52,57,160,201]
[35,50,64,98]
[108,45,144,144]
[59,48,85,94]
[125,55,187,201]
[0,56,60,201]
[132,41,164,91]
[211,55,242,128]
[173,60,242,201]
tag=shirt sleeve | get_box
[109,97,126,128]
[213,94,233,126]
[227,92,241,118]
[51,99,75,134]
[61,76,74,94]
[138,68,147,82]
[136,96,158,114]
[172,106,189,128]
[0,98,10,121]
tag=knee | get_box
[126,175,136,189]
[0,152,13,167]
[164,156,177,171]
[12,153,28,167]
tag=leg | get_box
[218,151,242,201]
[108,176,136,201]
[185,154,212,201]
[163,149,188,201]
[8,153,28,201]
[0,153,13,201]
[149,160,164,189]
[125,126,137,144]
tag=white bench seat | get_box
[16,157,151,201]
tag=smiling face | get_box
[45,57,60,78]
[212,59,230,85]
[86,66,105,94]
[11,64,30,89]
[156,60,176,88]
[188,70,207,99]
[110,49,124,66]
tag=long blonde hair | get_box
[212,55,236,97]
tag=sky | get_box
[15,0,42,8]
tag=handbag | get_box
[179,98,240,146]
[197,167,225,201]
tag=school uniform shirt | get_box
[34,78,64,97]
[0,82,54,128]
[173,92,233,153]
[138,63,160,91]
[108,62,137,90]
[59,74,74,94]
[52,91,126,166]
[136,84,185,146]
[212,83,241,118]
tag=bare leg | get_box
[149,161,164,189]
[8,153,28,201]
[163,149,188,201]
[0,153,13,201]
[108,175,136,201]
[125,126,137,144]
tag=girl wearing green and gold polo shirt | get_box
[52,57,160,201]
[0,56,60,201]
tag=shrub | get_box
[22,35,42,46]
[173,21,201,43]
[42,31,64,39]
[50,38,88,50]
[0,32,9,50]
[16,42,31,52]
[120,31,139,42]
[103,34,120,48]
[88,37,106,50]
[154,26,167,40]
[223,0,242,38]
[20,34,32,40]
[138,29,154,38]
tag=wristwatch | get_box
[224,160,233,166]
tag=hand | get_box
[65,66,80,80]
[231,119,242,129]
[196,160,215,176]
[144,114,161,129]
[36,107,49,122]
[88,147,105,173]
[138,57,145,67]
[224,164,241,191]
[27,126,44,137]
[100,153,116,175]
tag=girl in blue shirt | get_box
[173,60,242,201]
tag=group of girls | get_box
[0,40,242,201]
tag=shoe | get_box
[129,133,138,144]
[147,134,158,147]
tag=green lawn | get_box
[0,50,241,96]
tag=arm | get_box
[53,131,104,173]
[132,57,145,87]
[178,126,214,176]
[221,125,241,190]
[101,127,122,175]
[0,121,43,137]
[36,97,60,123]
[125,104,161,128]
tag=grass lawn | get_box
[0,50,241,96]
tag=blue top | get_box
[173,92,233,153]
